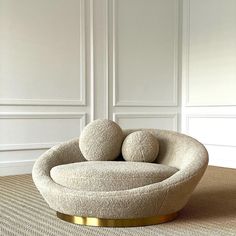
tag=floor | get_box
[0,166,236,236]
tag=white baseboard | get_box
[0,160,35,176]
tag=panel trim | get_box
[205,144,236,169]
[111,0,179,107]
[113,112,178,131]
[182,0,190,107]
[0,0,86,106]
[185,114,236,147]
[91,0,109,120]
[0,112,86,151]
[90,0,95,120]
[105,0,109,119]
[0,143,59,152]
[0,160,35,176]
[183,0,236,107]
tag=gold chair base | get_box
[57,211,178,227]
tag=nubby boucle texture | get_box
[122,131,159,162]
[33,129,208,220]
[79,119,124,161]
[50,161,178,191]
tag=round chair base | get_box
[57,211,178,227]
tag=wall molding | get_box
[90,0,95,121]
[113,112,178,131]
[105,0,109,119]
[182,0,236,107]
[111,0,179,107]
[185,114,236,147]
[205,144,236,169]
[182,0,190,107]
[0,112,86,151]
[0,0,86,106]
[0,142,60,152]
[90,0,109,120]
[0,160,35,176]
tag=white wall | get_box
[182,0,236,168]
[0,0,89,176]
[0,0,235,176]
[108,0,180,131]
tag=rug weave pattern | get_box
[0,166,236,236]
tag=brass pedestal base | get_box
[57,211,178,227]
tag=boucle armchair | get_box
[32,129,208,227]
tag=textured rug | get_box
[0,166,236,236]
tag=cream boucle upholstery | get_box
[50,161,178,191]
[32,129,208,219]
[122,131,159,162]
[79,119,124,161]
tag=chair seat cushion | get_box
[50,161,178,192]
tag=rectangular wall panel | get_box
[0,158,39,176]
[114,113,177,131]
[186,0,236,106]
[0,150,48,176]
[0,112,86,175]
[111,0,178,106]
[186,115,236,168]
[0,0,85,105]
[205,145,236,168]
[93,0,109,119]
[0,113,86,152]
[186,115,236,146]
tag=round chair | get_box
[32,129,208,227]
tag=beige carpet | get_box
[0,166,236,236]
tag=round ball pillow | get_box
[122,131,159,162]
[79,119,124,161]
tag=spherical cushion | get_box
[79,119,124,161]
[122,131,159,162]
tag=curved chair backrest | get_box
[123,129,208,171]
